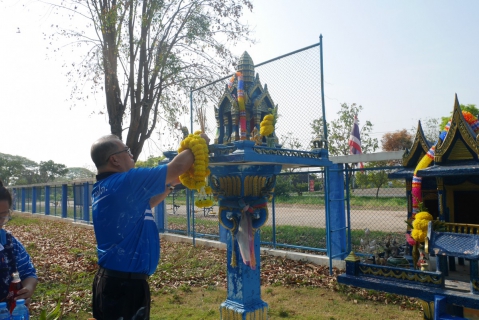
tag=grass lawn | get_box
[8,213,422,319]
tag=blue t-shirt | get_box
[91,166,167,275]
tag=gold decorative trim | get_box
[345,251,360,262]
[419,299,434,320]
[443,222,479,234]
[473,279,479,291]
[358,265,443,284]
[435,96,479,162]
[219,176,241,197]
[403,121,432,166]
[437,177,443,190]
[220,305,268,320]
[448,138,473,160]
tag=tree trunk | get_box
[101,1,126,140]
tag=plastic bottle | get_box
[11,299,28,320]
[0,302,10,320]
[8,272,23,313]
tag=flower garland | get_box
[178,131,211,208]
[410,211,433,243]
[194,186,214,208]
[259,106,278,137]
[412,111,479,216]
[260,114,274,136]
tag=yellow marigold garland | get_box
[177,131,213,208]
[260,114,274,137]
[411,211,433,243]
[178,131,210,191]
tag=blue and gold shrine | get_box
[207,52,333,319]
[339,95,479,320]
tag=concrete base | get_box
[220,299,267,320]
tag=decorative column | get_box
[224,115,231,144]
[231,110,239,142]
[210,143,280,319]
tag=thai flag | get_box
[349,115,364,169]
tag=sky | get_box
[1,0,478,169]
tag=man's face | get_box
[0,200,10,227]
[109,141,135,171]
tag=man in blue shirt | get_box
[90,134,208,320]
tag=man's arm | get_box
[165,149,194,184]
[149,186,174,208]
[165,133,209,184]
[149,176,181,208]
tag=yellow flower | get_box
[260,125,274,136]
[413,219,430,231]
[415,212,433,221]
[264,114,274,121]
[178,132,209,190]
[205,186,212,195]
[411,229,426,243]
[260,119,273,126]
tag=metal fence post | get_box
[61,184,68,219]
[327,163,347,260]
[12,188,17,211]
[155,201,165,233]
[45,186,50,215]
[21,188,25,212]
[83,182,90,222]
[32,186,37,214]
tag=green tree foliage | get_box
[439,104,479,131]
[0,158,24,185]
[39,161,69,183]
[0,153,38,185]
[135,156,165,168]
[355,161,390,198]
[411,105,478,144]
[310,103,378,156]
[62,167,96,181]
[46,0,253,160]
[0,153,70,185]
[272,175,291,198]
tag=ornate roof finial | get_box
[237,51,255,89]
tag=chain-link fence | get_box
[10,163,409,258]
[190,43,324,151]
[161,164,408,257]
[7,39,411,260]
[345,165,408,260]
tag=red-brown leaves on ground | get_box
[7,215,420,317]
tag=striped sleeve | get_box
[12,237,37,280]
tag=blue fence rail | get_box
[8,165,407,259]
[11,181,93,223]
